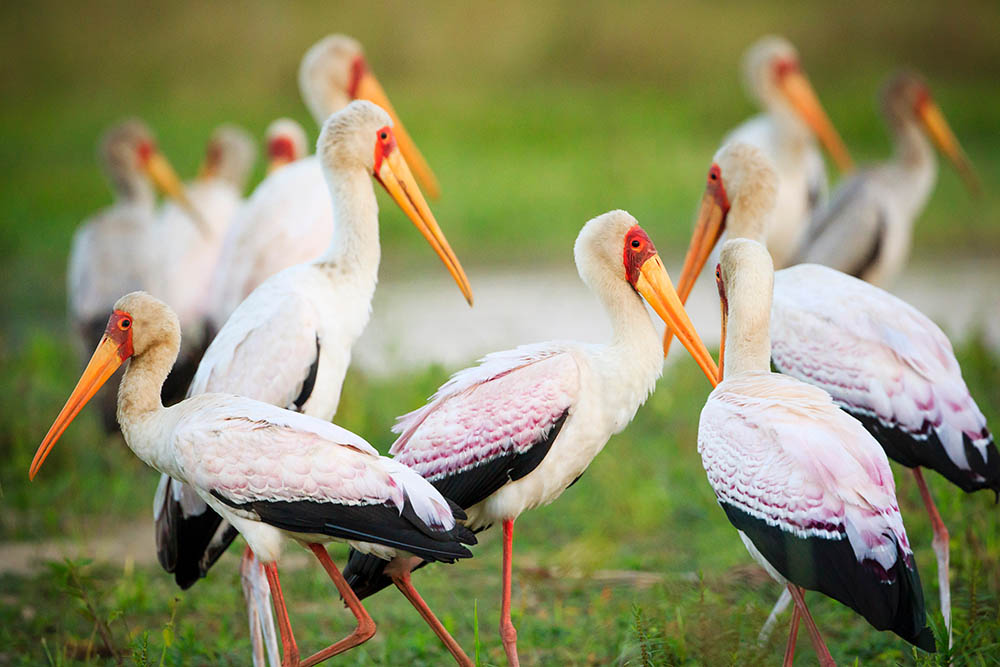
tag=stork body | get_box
[31,292,475,666]
[344,210,719,666]
[209,35,440,327]
[793,71,980,288]
[699,239,934,663]
[722,36,853,269]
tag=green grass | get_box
[2,343,999,665]
[2,1,1000,664]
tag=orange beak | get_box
[635,253,719,386]
[29,335,127,480]
[354,69,441,200]
[664,187,729,355]
[780,68,854,173]
[143,151,211,236]
[375,136,473,306]
[916,98,981,197]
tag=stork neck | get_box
[603,277,662,366]
[886,119,937,218]
[727,204,768,245]
[722,279,773,379]
[316,164,381,278]
[114,173,156,207]
[117,338,178,466]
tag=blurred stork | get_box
[264,118,309,173]
[30,292,476,667]
[154,101,473,665]
[342,210,719,666]
[792,70,981,287]
[148,124,257,404]
[209,34,440,327]
[699,238,935,664]
[67,119,202,431]
[671,141,996,645]
[724,35,853,269]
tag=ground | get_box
[2,1,999,665]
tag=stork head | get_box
[882,70,980,196]
[29,292,179,481]
[198,124,257,190]
[317,101,472,305]
[574,210,718,385]
[298,34,439,198]
[743,35,853,172]
[264,118,309,172]
[98,119,208,232]
[671,142,777,320]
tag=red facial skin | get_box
[347,54,369,99]
[623,225,658,286]
[267,136,297,163]
[707,163,731,213]
[372,125,398,180]
[136,140,155,166]
[773,57,800,82]
[912,85,932,116]
[105,310,135,361]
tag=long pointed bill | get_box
[376,145,474,305]
[635,254,719,387]
[780,70,854,173]
[917,100,981,196]
[144,152,211,236]
[354,70,441,200]
[664,190,728,354]
[29,336,125,479]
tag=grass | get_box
[2,1,1000,664]
[2,342,999,665]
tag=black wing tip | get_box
[911,625,936,653]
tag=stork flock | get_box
[31,32,993,666]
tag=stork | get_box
[342,210,719,665]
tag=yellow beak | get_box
[354,70,441,200]
[376,145,473,305]
[917,99,981,197]
[780,69,854,173]
[144,152,211,235]
[29,335,124,480]
[664,189,728,355]
[635,254,719,386]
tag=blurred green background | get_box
[1,2,999,664]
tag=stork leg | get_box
[242,547,281,667]
[782,604,800,667]
[786,585,834,667]
[500,519,520,667]
[301,543,376,667]
[759,587,793,643]
[262,562,300,667]
[392,571,474,666]
[912,467,952,647]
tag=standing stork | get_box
[209,34,440,327]
[342,210,719,666]
[792,70,980,288]
[149,124,257,404]
[154,101,473,665]
[699,238,935,664]
[29,292,476,667]
[724,35,854,269]
[670,141,996,644]
[68,119,203,432]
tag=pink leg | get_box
[393,571,474,666]
[301,543,376,667]
[782,604,800,667]
[912,467,952,647]
[500,519,520,667]
[786,585,835,667]
[263,562,300,667]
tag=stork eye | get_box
[379,131,388,140]
[119,318,131,330]
[710,171,718,181]
[631,239,641,249]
